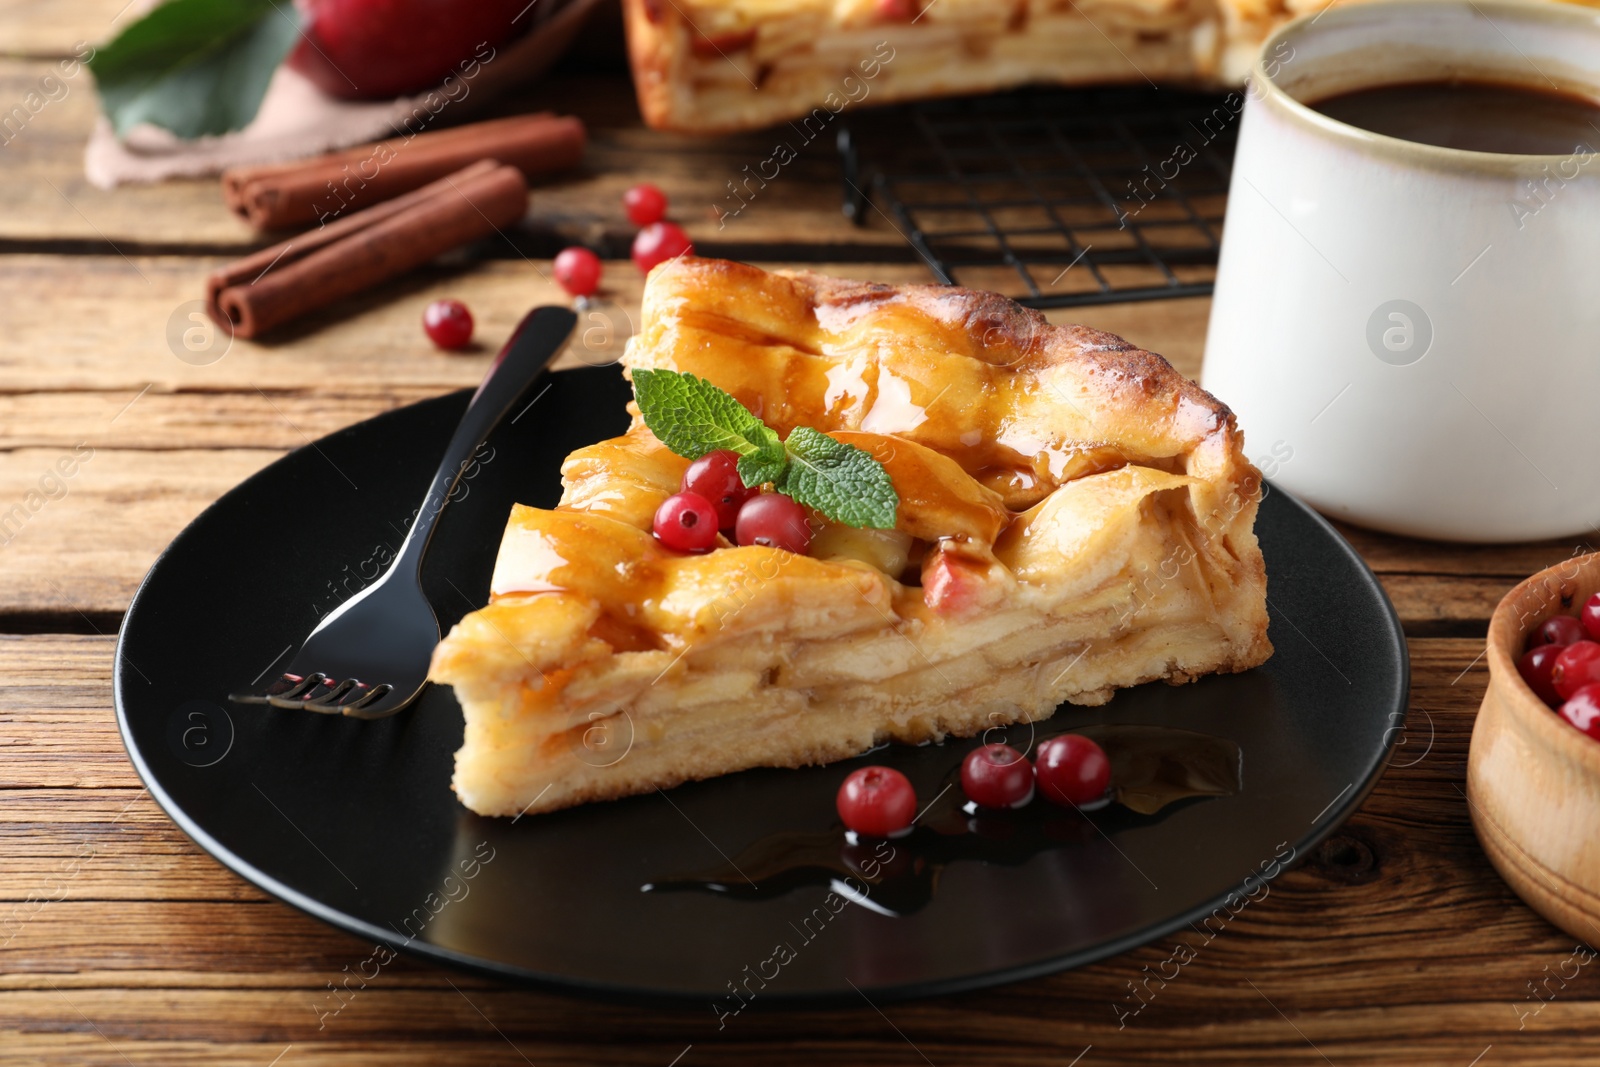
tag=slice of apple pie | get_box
[430,258,1271,817]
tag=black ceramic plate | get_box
[115,365,1408,1006]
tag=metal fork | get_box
[230,305,577,719]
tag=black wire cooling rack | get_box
[837,86,1241,308]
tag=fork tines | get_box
[231,673,394,717]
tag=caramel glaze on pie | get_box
[430,258,1272,817]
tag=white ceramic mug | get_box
[1202,0,1600,542]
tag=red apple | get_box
[287,0,530,100]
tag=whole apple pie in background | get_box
[622,0,1600,134]
[430,257,1271,818]
[622,0,1313,133]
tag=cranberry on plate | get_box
[1559,683,1600,740]
[961,743,1034,809]
[1034,734,1111,808]
[735,492,812,554]
[553,246,602,298]
[422,299,473,350]
[681,450,755,529]
[632,222,693,273]
[837,765,917,837]
[1552,640,1600,702]
[1531,614,1588,649]
[652,492,719,553]
[1519,644,1565,707]
[623,183,668,227]
[1584,593,1600,641]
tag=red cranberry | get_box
[1532,614,1588,649]
[623,183,668,226]
[1519,644,1565,707]
[1552,640,1600,701]
[876,0,917,18]
[652,492,718,553]
[422,299,472,350]
[1035,734,1111,808]
[681,450,755,529]
[1560,684,1600,740]
[552,246,601,297]
[632,222,693,273]
[1584,593,1600,642]
[836,765,917,837]
[735,493,812,554]
[961,743,1034,809]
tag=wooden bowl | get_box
[1470,551,1600,941]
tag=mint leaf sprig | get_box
[631,368,899,530]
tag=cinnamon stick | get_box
[207,160,527,339]
[222,113,583,230]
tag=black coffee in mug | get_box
[1310,78,1600,154]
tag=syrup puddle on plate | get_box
[643,724,1241,916]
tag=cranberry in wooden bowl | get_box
[1471,551,1600,945]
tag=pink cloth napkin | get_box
[84,0,603,188]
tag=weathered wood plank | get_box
[0,633,138,788]
[0,0,127,57]
[0,55,914,255]
[0,448,272,615]
[0,255,614,394]
[0,255,1207,397]
[0,1004,1589,1067]
[0,801,268,904]
[0,388,448,452]
[0,58,257,247]
[1377,574,1512,634]
[1336,521,1590,579]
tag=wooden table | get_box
[4,5,1596,1064]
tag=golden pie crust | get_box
[431,258,1271,817]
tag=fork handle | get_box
[391,305,578,576]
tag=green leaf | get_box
[632,368,784,476]
[631,367,899,529]
[779,427,899,529]
[735,451,787,490]
[88,0,303,139]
